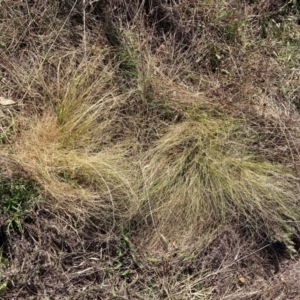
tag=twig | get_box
[83,0,87,60]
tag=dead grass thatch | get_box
[1,0,300,299]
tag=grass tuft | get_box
[142,119,300,246]
[7,53,139,229]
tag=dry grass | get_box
[4,52,141,229]
[13,114,137,226]
[1,0,300,299]
[141,118,300,248]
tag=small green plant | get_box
[0,177,38,232]
[0,247,9,297]
[112,233,136,278]
[118,48,138,79]
[0,280,7,296]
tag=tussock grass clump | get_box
[142,119,300,245]
[13,114,137,227]
[4,53,140,229]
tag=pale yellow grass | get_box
[12,111,137,227]
[3,52,140,228]
[142,119,300,247]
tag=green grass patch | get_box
[0,177,38,232]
